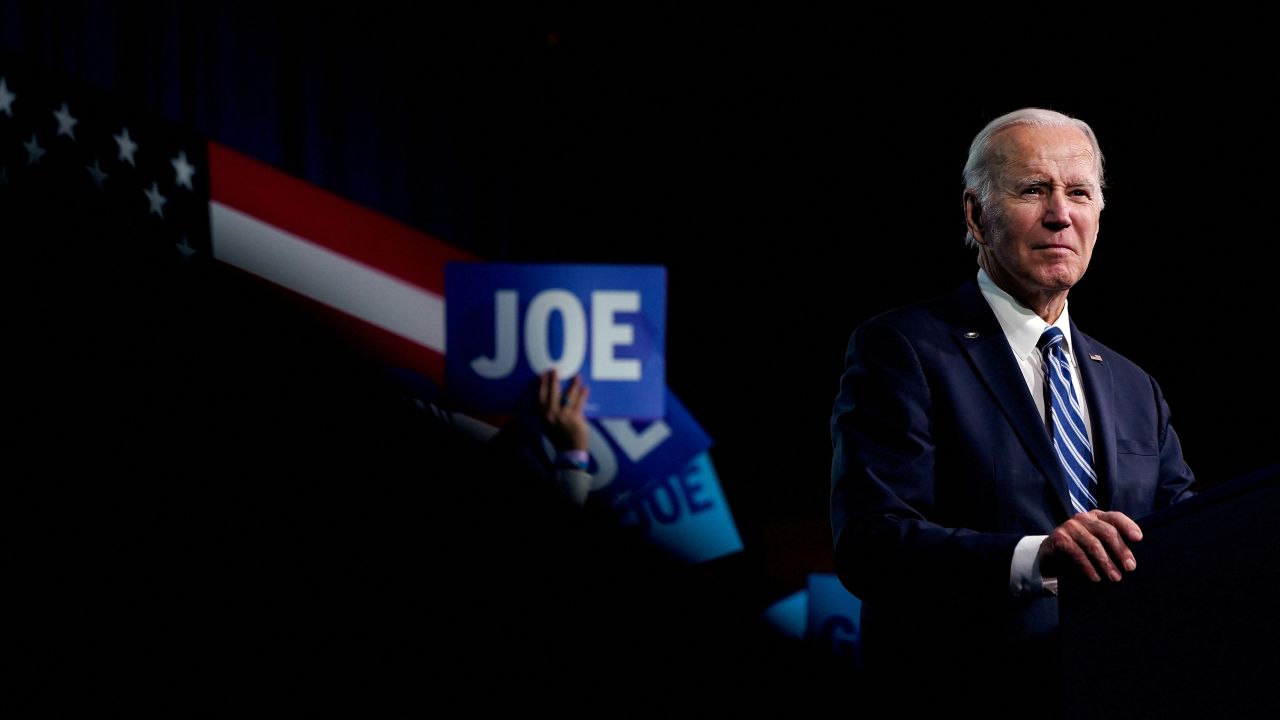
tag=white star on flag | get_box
[24,133,45,165]
[0,77,14,117]
[172,150,195,190]
[144,181,167,217]
[115,127,138,166]
[176,236,197,260]
[87,158,108,188]
[54,101,78,139]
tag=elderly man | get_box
[829,107,1196,711]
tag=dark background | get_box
[5,3,1277,711]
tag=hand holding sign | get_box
[538,368,589,453]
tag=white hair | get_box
[962,107,1106,248]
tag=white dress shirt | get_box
[975,268,1093,597]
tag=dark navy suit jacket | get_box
[830,278,1196,700]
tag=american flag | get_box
[0,55,474,397]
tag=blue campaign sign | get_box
[806,573,862,667]
[577,386,712,500]
[762,590,809,641]
[609,452,743,564]
[446,262,666,419]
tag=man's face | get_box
[977,124,1102,302]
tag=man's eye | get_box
[1022,187,1043,196]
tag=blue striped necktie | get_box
[1038,327,1098,514]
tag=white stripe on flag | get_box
[210,200,446,353]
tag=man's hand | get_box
[538,368,589,452]
[1039,510,1143,582]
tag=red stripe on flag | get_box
[207,140,475,294]
[313,295,447,388]
[224,263,448,387]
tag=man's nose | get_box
[1042,192,1073,230]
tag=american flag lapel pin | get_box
[1089,353,1103,362]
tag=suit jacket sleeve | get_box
[1148,375,1197,508]
[830,317,1025,604]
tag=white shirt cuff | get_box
[1010,535,1054,597]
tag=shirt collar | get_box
[976,268,1076,364]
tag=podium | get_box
[1060,465,1279,718]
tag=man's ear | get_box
[963,191,987,245]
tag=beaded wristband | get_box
[553,449,590,471]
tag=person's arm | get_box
[475,369,594,509]
[830,319,1023,604]
[1151,375,1197,507]
[539,369,593,508]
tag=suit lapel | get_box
[950,282,1073,517]
[1071,325,1118,510]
